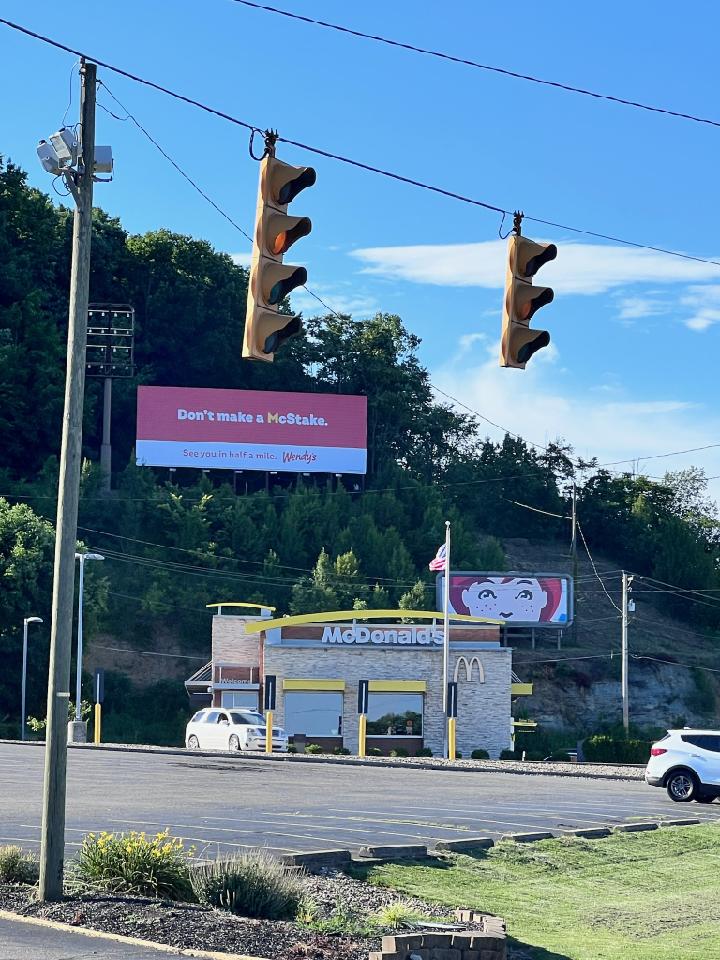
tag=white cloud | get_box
[352,240,720,296]
[681,285,720,331]
[289,284,378,319]
[617,296,667,320]
[230,251,252,267]
[432,354,720,504]
[458,332,487,351]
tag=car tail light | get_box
[650,747,668,756]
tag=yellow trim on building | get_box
[282,679,346,691]
[511,682,533,696]
[367,680,427,693]
[243,608,504,634]
[512,719,538,729]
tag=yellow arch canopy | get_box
[243,609,504,634]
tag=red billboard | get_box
[136,386,367,474]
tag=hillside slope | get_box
[504,537,719,732]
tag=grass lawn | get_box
[359,823,720,960]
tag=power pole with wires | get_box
[570,481,578,645]
[621,571,635,736]
[38,60,97,902]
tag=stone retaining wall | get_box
[369,913,506,960]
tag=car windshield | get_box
[229,711,265,725]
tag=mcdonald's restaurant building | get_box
[186,606,533,758]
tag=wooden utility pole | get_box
[570,481,578,646]
[38,60,97,901]
[621,571,630,736]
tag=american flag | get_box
[428,544,447,572]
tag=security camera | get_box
[48,127,78,166]
[37,140,63,175]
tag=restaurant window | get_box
[284,691,343,737]
[221,690,259,710]
[366,693,423,737]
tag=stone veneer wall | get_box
[263,645,512,758]
[211,616,262,670]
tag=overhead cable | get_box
[229,0,720,132]
[2,16,720,271]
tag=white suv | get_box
[185,708,289,752]
[645,729,720,802]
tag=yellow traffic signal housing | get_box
[500,233,557,368]
[243,155,316,361]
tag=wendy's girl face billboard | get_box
[136,386,367,474]
[437,572,573,627]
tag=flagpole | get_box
[442,519,451,758]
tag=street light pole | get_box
[74,552,104,722]
[21,617,44,740]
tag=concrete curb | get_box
[433,837,495,852]
[0,908,270,960]
[659,818,702,827]
[358,844,428,860]
[0,739,643,782]
[563,827,612,839]
[281,848,351,868]
[613,822,658,833]
[499,831,555,843]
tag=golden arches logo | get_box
[453,656,485,683]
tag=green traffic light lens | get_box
[277,168,317,205]
[268,267,307,305]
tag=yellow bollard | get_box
[94,702,102,745]
[448,716,456,760]
[358,713,367,758]
[265,709,273,754]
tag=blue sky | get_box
[3,1,720,497]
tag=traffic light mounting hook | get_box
[248,127,279,161]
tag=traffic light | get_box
[243,153,316,361]
[500,228,557,369]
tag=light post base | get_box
[67,720,87,744]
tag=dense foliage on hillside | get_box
[2,158,719,739]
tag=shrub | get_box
[454,751,462,759]
[370,902,430,929]
[389,747,409,757]
[191,850,304,919]
[500,749,516,760]
[304,743,323,754]
[368,747,383,756]
[287,745,297,754]
[415,747,433,757]
[333,746,351,755]
[583,735,651,764]
[0,845,39,884]
[471,748,489,760]
[69,830,194,900]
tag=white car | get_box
[185,708,289,753]
[645,728,720,802]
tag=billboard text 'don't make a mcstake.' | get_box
[136,386,367,474]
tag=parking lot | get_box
[2,742,719,858]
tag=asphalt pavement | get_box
[1,742,718,859]
[0,913,183,960]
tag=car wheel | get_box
[666,769,698,802]
[228,734,241,751]
[187,735,200,750]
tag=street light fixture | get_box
[74,552,104,723]
[21,617,44,741]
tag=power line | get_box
[3,16,720,272]
[228,0,720,133]
[631,654,720,675]
[636,575,720,612]
[576,521,622,613]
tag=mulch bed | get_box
[0,869,474,960]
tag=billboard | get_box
[136,386,367,474]
[437,572,573,628]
